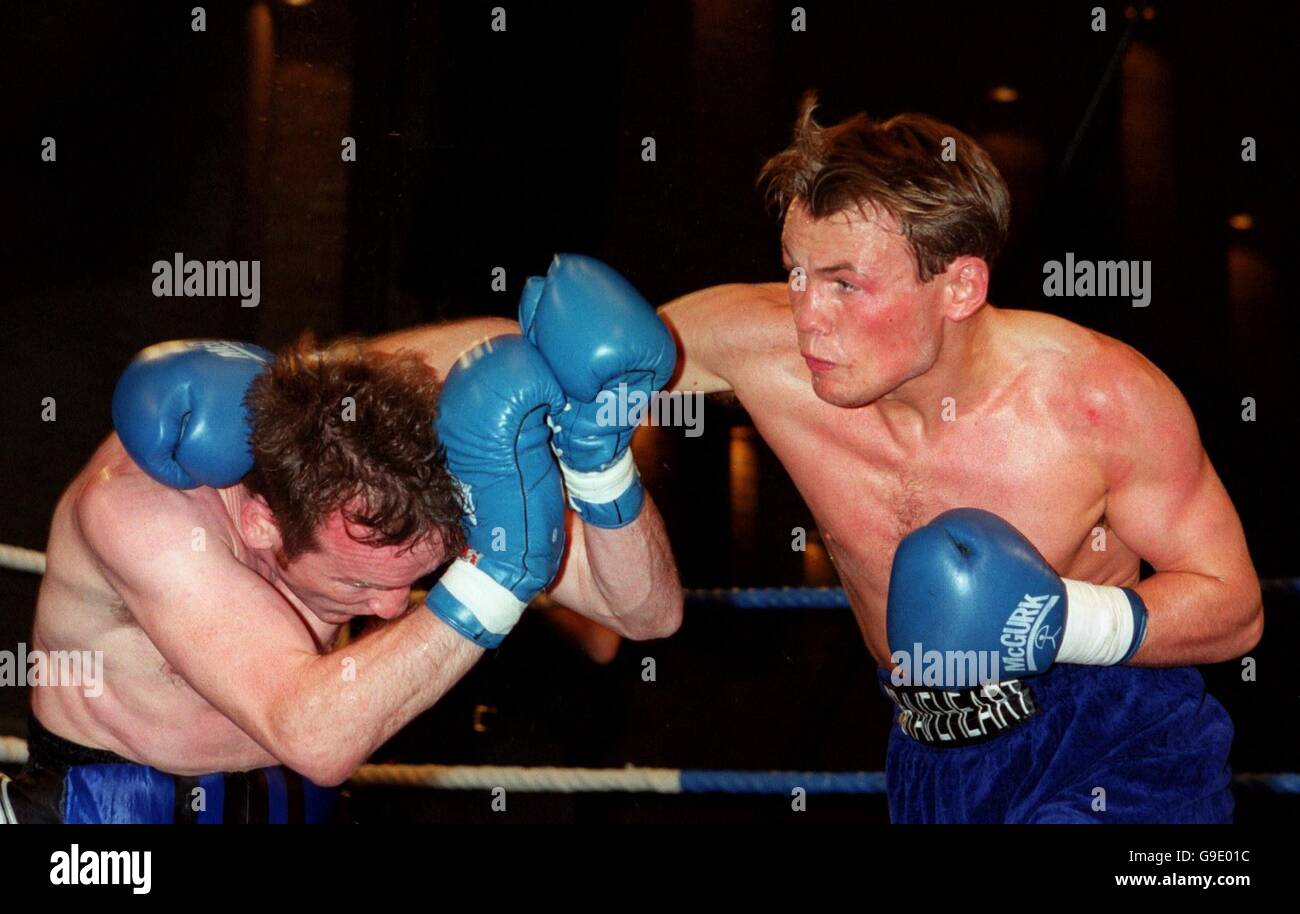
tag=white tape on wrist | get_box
[559,449,636,505]
[1058,578,1139,666]
[437,559,527,635]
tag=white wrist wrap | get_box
[1057,579,1140,666]
[437,558,526,635]
[559,449,637,505]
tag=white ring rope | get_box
[0,738,29,767]
[0,738,672,791]
[0,737,689,793]
[0,544,45,575]
[349,763,681,793]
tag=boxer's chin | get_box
[810,373,878,409]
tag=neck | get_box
[877,305,1000,435]
[217,483,248,529]
[217,484,280,581]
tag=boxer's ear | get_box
[941,256,989,322]
[239,494,283,552]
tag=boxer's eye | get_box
[836,279,860,293]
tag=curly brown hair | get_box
[758,92,1010,283]
[242,336,465,561]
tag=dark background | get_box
[1,0,1296,822]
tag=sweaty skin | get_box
[32,321,681,784]
[660,202,1262,667]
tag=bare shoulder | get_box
[1001,309,1195,454]
[75,455,225,577]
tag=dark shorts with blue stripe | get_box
[0,714,340,824]
[878,663,1234,823]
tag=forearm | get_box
[562,497,682,640]
[271,608,482,784]
[1127,569,1263,666]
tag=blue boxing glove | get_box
[518,253,677,528]
[112,340,272,489]
[887,508,1148,683]
[425,335,568,648]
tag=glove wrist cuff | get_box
[1057,579,1149,666]
[425,558,527,648]
[559,450,645,528]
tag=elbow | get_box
[624,589,684,641]
[278,738,364,789]
[1209,577,1263,661]
[1229,596,1264,658]
[284,735,363,787]
[298,759,359,789]
[266,697,366,787]
[658,590,686,638]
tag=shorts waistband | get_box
[877,669,1040,748]
[20,713,340,823]
[26,712,132,769]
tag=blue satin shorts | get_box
[879,663,1234,823]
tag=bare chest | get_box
[33,449,285,770]
[750,404,1126,659]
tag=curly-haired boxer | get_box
[5,325,679,823]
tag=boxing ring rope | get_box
[682,579,1300,608]
[350,764,889,794]
[2,542,1297,796]
[0,544,45,576]
[0,736,1292,794]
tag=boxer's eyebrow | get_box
[816,261,865,275]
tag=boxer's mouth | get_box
[803,354,836,374]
